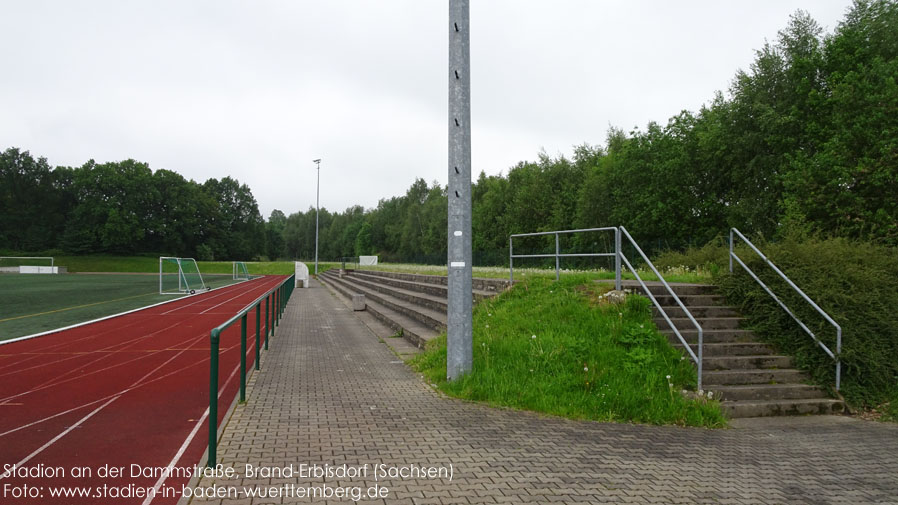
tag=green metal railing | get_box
[208,274,295,466]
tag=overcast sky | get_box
[1,0,854,218]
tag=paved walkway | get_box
[191,280,898,505]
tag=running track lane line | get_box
[141,359,246,505]
[0,323,258,478]
[1,329,209,469]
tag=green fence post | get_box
[255,303,261,371]
[240,314,247,403]
[264,295,270,349]
[208,329,220,467]
[275,288,280,328]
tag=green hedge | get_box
[657,237,898,416]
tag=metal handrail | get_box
[729,228,842,391]
[619,227,704,391]
[208,274,296,466]
[509,227,621,287]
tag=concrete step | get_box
[702,368,806,385]
[351,269,510,293]
[323,272,447,332]
[351,271,496,303]
[652,305,739,319]
[662,328,758,344]
[652,294,726,307]
[711,384,828,401]
[673,342,774,357]
[318,272,439,348]
[703,354,793,371]
[721,399,845,418]
[640,283,717,297]
[657,316,744,330]
[344,274,448,313]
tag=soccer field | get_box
[0,273,240,341]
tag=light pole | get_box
[313,158,321,275]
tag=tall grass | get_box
[412,275,725,427]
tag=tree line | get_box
[0,150,265,260]
[3,2,896,264]
[273,1,898,263]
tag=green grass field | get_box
[0,273,239,341]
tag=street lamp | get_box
[313,159,321,275]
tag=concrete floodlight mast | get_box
[313,158,321,275]
[447,0,473,380]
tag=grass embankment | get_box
[356,263,712,284]
[656,237,898,422]
[412,275,725,427]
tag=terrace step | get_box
[652,294,726,307]
[660,316,744,330]
[674,342,775,357]
[349,269,510,293]
[661,329,759,344]
[351,271,496,303]
[322,271,447,331]
[702,354,793,371]
[702,368,806,385]
[711,384,827,401]
[318,271,439,348]
[721,399,845,418]
[341,274,449,313]
[652,305,739,319]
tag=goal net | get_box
[159,257,207,294]
[233,261,250,280]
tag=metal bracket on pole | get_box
[447,0,472,381]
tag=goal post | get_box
[233,261,250,280]
[159,257,207,294]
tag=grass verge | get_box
[411,275,725,427]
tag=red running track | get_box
[0,275,287,505]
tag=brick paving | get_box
[190,279,898,505]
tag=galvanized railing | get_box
[208,274,295,466]
[509,227,622,288]
[508,226,704,390]
[619,226,704,390]
[729,228,842,391]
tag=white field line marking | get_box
[0,278,276,471]
[161,277,266,316]
[0,339,202,475]
[0,329,249,469]
[0,278,278,397]
[0,339,234,439]
[199,282,271,315]
[142,361,244,505]
[0,397,120,481]
[0,331,206,403]
[0,279,252,346]
[0,278,267,373]
[0,318,187,380]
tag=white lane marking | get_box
[0,397,119,481]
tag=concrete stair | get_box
[624,281,844,419]
[318,269,507,349]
